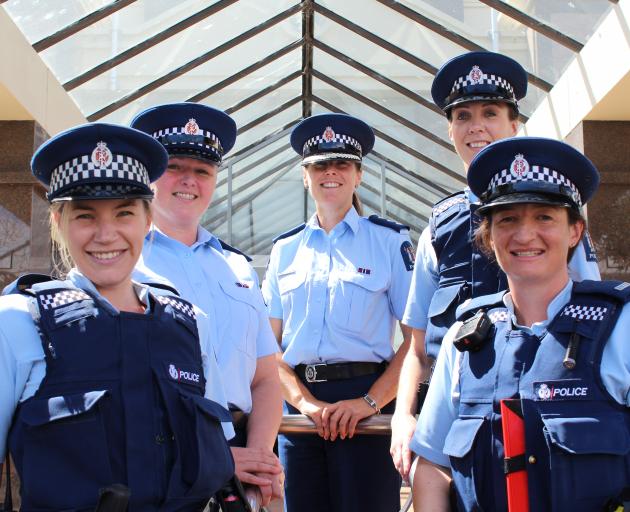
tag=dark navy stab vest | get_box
[9,281,234,512]
[426,191,506,358]
[444,281,630,512]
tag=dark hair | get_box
[474,204,585,263]
[446,101,519,122]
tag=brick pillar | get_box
[0,120,50,289]
[566,121,630,281]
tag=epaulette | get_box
[273,223,306,244]
[367,215,409,233]
[456,290,506,321]
[2,273,53,296]
[432,191,467,217]
[143,282,180,296]
[573,280,630,303]
[219,239,252,262]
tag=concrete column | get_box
[0,120,50,289]
[566,120,630,280]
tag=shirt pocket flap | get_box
[21,390,108,426]
[443,416,485,458]
[541,414,630,455]
[217,279,257,306]
[188,394,232,423]
[337,270,388,292]
[428,284,464,317]
[277,270,306,295]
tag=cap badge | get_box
[184,118,200,135]
[91,141,113,169]
[468,65,484,84]
[510,153,530,178]
[322,126,336,143]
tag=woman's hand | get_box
[298,398,332,438]
[321,398,376,441]
[390,412,417,481]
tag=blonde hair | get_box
[49,199,152,277]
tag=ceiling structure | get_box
[1,0,615,254]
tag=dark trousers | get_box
[279,372,401,512]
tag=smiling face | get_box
[488,203,583,290]
[54,198,151,297]
[448,101,519,170]
[302,159,362,212]
[151,156,218,232]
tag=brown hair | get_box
[447,101,519,122]
[49,199,152,277]
[474,204,586,263]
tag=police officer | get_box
[390,51,600,480]
[130,103,283,506]
[411,136,630,511]
[262,113,414,512]
[0,123,235,511]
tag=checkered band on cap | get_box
[561,304,607,321]
[152,126,223,154]
[40,290,92,310]
[487,165,582,206]
[155,295,196,320]
[303,132,362,156]
[49,154,150,197]
[451,71,515,98]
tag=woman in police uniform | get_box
[0,123,234,511]
[130,103,283,507]
[411,137,630,511]
[390,51,600,480]
[262,113,414,512]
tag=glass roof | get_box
[2,0,614,254]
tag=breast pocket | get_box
[277,269,307,329]
[216,280,259,359]
[332,271,388,334]
[541,413,630,509]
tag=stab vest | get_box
[8,279,234,512]
[426,191,506,358]
[444,280,630,512]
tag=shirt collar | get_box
[148,224,221,252]
[502,279,573,336]
[305,206,360,235]
[465,187,480,204]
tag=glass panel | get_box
[68,9,300,116]
[231,102,301,154]
[3,0,109,43]
[504,1,612,45]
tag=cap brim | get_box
[477,192,575,214]
[302,153,362,165]
[49,184,154,203]
[445,94,517,112]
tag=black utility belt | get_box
[294,361,387,383]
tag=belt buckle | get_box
[305,363,326,383]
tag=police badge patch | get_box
[400,241,415,271]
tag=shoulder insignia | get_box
[154,294,196,320]
[573,279,630,304]
[456,290,506,321]
[40,289,92,310]
[219,239,252,262]
[273,223,306,244]
[367,215,409,233]
[581,231,598,263]
[400,241,415,271]
[143,282,180,296]
[2,273,53,296]
[432,192,467,217]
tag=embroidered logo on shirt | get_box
[357,267,371,275]
[168,363,200,383]
[236,282,250,288]
[400,241,415,271]
[534,380,591,401]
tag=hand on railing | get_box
[279,413,393,435]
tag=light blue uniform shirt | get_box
[262,207,413,367]
[136,225,278,413]
[0,269,234,460]
[410,279,630,467]
[402,189,601,330]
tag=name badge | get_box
[533,379,591,401]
